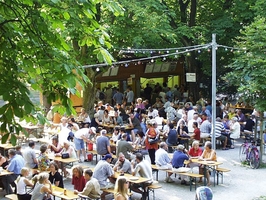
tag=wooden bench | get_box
[151,165,204,191]
[5,194,18,200]
[147,182,162,200]
[101,188,132,196]
[216,167,231,185]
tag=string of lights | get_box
[83,43,212,69]
[83,43,243,70]
[117,43,209,53]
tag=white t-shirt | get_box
[74,128,90,139]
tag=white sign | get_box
[186,73,196,82]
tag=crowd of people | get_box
[2,82,260,200]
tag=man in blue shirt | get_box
[2,149,25,194]
[172,145,190,185]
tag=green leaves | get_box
[227,16,266,111]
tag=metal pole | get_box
[211,34,217,149]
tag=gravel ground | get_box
[0,138,265,200]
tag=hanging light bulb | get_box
[96,67,100,72]
[176,50,179,53]
[125,63,129,68]
[208,49,211,52]
[198,50,201,53]
[138,61,141,64]
[166,50,169,53]
[151,59,154,63]
[225,48,228,51]
[163,57,166,61]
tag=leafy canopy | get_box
[0,0,123,144]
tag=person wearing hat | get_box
[74,127,95,162]
[171,144,190,185]
[92,154,115,199]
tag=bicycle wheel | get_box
[249,149,260,169]
[239,144,246,162]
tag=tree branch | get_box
[0,19,21,27]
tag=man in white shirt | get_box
[74,128,94,162]
[155,142,173,183]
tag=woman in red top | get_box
[72,165,86,192]
[188,140,203,182]
[190,122,201,141]
[145,121,159,164]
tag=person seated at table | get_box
[114,176,129,200]
[188,140,203,181]
[211,117,228,150]
[113,111,124,126]
[77,108,89,122]
[96,129,113,156]
[113,152,131,174]
[190,122,201,141]
[23,141,38,170]
[48,162,63,188]
[31,172,52,200]
[177,121,190,145]
[155,142,173,183]
[74,169,101,199]
[102,109,113,124]
[55,141,77,177]
[38,144,50,172]
[48,136,62,154]
[72,165,86,192]
[134,131,148,155]
[116,133,134,161]
[198,141,217,186]
[0,152,8,168]
[229,117,240,143]
[15,145,23,157]
[2,149,24,194]
[93,154,115,199]
[130,153,153,199]
[166,123,178,153]
[171,145,190,186]
[16,167,34,200]
[112,127,121,144]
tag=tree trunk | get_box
[83,68,97,118]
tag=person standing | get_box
[113,89,124,105]
[74,127,91,162]
[145,121,159,165]
[126,86,134,106]
[2,149,24,194]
